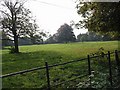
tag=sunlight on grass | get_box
[2,41,119,88]
[2,41,118,74]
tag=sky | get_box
[24,0,88,36]
[0,0,120,36]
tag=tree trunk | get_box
[12,13,19,53]
[13,32,19,53]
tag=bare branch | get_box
[1,38,14,41]
[13,1,19,8]
[6,33,14,38]
[0,10,12,18]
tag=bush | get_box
[9,46,16,53]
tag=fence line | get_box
[1,51,118,78]
[1,57,88,78]
[1,50,120,89]
[1,66,46,78]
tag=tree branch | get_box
[0,10,12,19]
[1,38,14,41]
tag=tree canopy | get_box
[56,23,76,43]
[46,23,76,43]
[0,0,45,53]
[76,2,120,38]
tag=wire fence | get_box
[1,50,120,89]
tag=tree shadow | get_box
[2,50,73,74]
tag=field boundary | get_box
[1,50,120,89]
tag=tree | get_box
[76,2,120,38]
[56,23,76,43]
[19,37,32,45]
[77,31,113,42]
[45,23,76,44]
[45,34,58,44]
[0,0,44,53]
[0,30,13,46]
[80,34,88,42]
[77,33,82,41]
[46,36,55,44]
[26,20,46,44]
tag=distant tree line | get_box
[45,23,117,44]
[1,23,76,46]
[1,30,45,47]
[1,25,117,47]
[77,31,118,42]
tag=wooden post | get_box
[108,51,113,87]
[115,50,120,75]
[45,62,50,90]
[87,55,91,87]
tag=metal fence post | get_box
[87,55,91,87]
[108,51,113,87]
[45,62,51,90]
[115,50,120,75]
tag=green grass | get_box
[2,41,119,88]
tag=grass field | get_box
[2,41,119,88]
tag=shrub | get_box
[9,46,16,54]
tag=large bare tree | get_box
[0,0,43,53]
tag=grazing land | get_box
[2,41,119,88]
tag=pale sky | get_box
[24,0,88,36]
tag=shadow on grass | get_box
[2,51,88,88]
[2,50,71,63]
[2,50,75,74]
